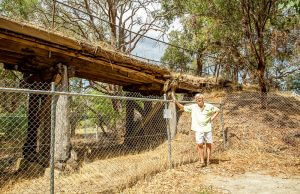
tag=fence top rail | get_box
[0,87,168,102]
[0,87,221,105]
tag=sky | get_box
[120,1,183,64]
[131,18,182,63]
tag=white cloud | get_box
[119,2,183,62]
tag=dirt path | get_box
[204,171,300,194]
[123,162,300,194]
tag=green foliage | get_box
[279,0,300,14]
[0,116,27,141]
[161,0,298,90]
[160,31,193,70]
[286,71,300,91]
[72,89,124,129]
[0,0,38,19]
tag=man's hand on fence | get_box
[173,98,184,111]
[211,111,220,121]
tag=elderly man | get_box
[173,94,219,166]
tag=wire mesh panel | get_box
[0,81,173,193]
[222,92,300,174]
[0,82,53,194]
[51,94,169,193]
[1,79,299,193]
[223,92,300,148]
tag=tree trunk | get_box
[249,69,256,83]
[108,0,117,47]
[196,51,203,76]
[215,64,220,83]
[143,101,153,145]
[213,64,218,76]
[233,66,239,84]
[257,61,267,109]
[242,69,248,85]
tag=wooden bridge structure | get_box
[0,17,229,168]
[0,17,229,94]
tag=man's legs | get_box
[204,131,213,165]
[206,143,212,165]
[196,144,204,164]
[195,132,205,165]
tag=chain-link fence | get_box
[0,79,225,193]
[223,92,300,152]
[1,79,299,193]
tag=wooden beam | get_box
[76,72,143,85]
[0,17,82,50]
[0,33,164,85]
[0,17,231,93]
[0,17,170,76]
[123,83,163,92]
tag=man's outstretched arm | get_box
[211,110,220,121]
[172,97,184,111]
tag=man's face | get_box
[195,96,204,107]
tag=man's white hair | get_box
[195,93,204,99]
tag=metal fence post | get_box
[220,101,225,149]
[164,94,172,169]
[50,82,56,194]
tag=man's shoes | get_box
[199,162,206,167]
[206,160,210,166]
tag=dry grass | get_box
[215,91,299,176]
[123,91,300,193]
[1,91,299,193]
[1,133,202,193]
[122,167,218,194]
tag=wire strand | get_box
[55,0,196,54]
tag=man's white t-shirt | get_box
[184,103,219,132]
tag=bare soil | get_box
[204,171,300,194]
[123,161,300,194]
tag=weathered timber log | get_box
[124,96,169,149]
[168,100,177,139]
[23,90,40,162]
[124,96,135,147]
[0,33,164,85]
[54,64,78,170]
[21,71,57,165]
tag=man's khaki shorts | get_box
[195,131,213,144]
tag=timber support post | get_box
[38,83,52,166]
[54,64,78,171]
[22,73,52,164]
[164,94,172,169]
[124,95,135,148]
[168,89,177,139]
[23,87,40,162]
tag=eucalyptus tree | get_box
[161,0,299,95]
